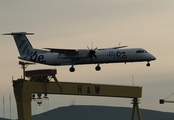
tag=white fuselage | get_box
[19,48,156,66]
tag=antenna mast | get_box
[3,95,5,118]
[9,93,11,119]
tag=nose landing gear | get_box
[146,62,150,67]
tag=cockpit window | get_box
[136,50,147,53]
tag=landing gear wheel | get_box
[69,67,75,72]
[146,62,150,67]
[95,66,101,71]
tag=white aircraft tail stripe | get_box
[3,32,35,57]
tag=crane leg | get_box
[131,98,142,120]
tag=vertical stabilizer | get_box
[3,32,35,58]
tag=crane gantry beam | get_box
[13,78,142,120]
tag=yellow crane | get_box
[13,61,143,120]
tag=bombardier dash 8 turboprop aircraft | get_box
[3,32,156,72]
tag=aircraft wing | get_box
[44,48,79,55]
[113,46,127,49]
[98,46,127,50]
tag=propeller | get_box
[87,42,97,62]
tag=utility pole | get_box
[9,93,11,119]
[3,95,5,118]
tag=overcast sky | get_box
[1,0,174,119]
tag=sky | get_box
[1,0,174,119]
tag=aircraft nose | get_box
[150,54,156,61]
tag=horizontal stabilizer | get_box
[2,32,34,36]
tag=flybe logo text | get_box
[19,39,34,58]
[30,52,46,63]
[109,51,127,59]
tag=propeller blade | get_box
[87,46,90,50]
[87,43,97,62]
[93,54,97,59]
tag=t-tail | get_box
[3,32,35,59]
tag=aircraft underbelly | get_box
[75,57,127,65]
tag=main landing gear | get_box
[69,66,75,72]
[69,59,76,72]
[146,62,150,67]
[95,64,101,71]
[69,64,101,72]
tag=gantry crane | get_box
[13,61,143,120]
[159,93,174,104]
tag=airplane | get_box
[3,32,156,72]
